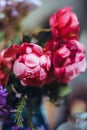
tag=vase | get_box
[57,112,87,130]
[41,96,67,130]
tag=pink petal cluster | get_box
[49,7,79,40]
[13,43,51,87]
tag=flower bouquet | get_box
[0,6,86,130]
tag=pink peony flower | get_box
[53,40,87,83]
[13,43,51,87]
[49,7,79,40]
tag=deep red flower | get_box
[13,43,51,87]
[3,44,20,60]
[49,7,80,40]
[0,51,10,86]
[0,44,20,86]
[0,70,9,86]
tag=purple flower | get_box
[12,126,21,130]
[0,0,42,19]
[0,85,10,119]
[11,9,19,17]
[0,85,8,106]
[39,126,45,130]
[26,128,31,130]
[12,126,31,130]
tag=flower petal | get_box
[24,54,39,67]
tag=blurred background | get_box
[0,0,87,130]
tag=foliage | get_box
[14,96,27,127]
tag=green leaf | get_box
[59,86,71,97]
[12,36,21,44]
[5,36,21,48]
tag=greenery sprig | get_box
[14,96,27,127]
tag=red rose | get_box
[49,7,79,40]
[53,40,87,83]
[13,43,51,87]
